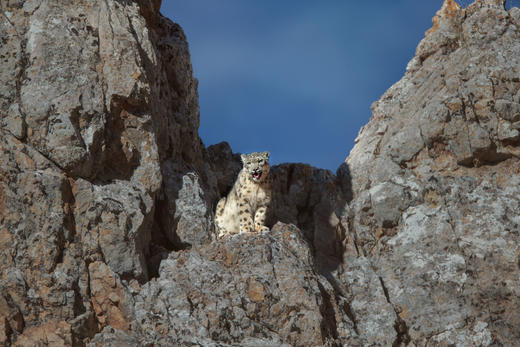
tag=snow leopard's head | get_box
[241,151,270,183]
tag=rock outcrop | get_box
[345,0,520,345]
[0,0,519,346]
[1,0,215,344]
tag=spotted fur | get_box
[215,151,272,237]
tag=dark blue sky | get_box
[160,1,515,171]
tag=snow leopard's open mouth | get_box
[252,172,262,180]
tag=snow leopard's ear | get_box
[263,151,270,160]
[240,154,247,164]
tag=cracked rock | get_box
[346,0,520,345]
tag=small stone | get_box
[248,279,264,303]
[4,104,26,139]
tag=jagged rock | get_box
[339,257,399,346]
[73,179,154,281]
[0,0,213,344]
[87,327,140,347]
[158,161,214,249]
[132,223,344,347]
[207,141,242,197]
[0,134,91,345]
[87,261,133,332]
[269,163,348,272]
[10,320,73,347]
[345,0,520,344]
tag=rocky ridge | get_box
[0,0,519,346]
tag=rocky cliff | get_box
[0,0,519,346]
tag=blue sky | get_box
[160,1,516,171]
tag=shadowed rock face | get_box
[0,0,519,346]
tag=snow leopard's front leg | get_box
[215,197,228,238]
[238,197,254,233]
[254,205,269,232]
